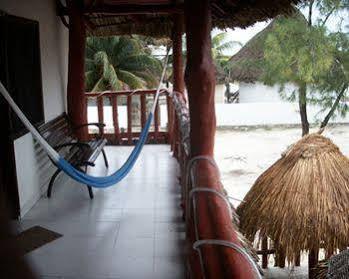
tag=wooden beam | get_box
[67,0,88,140]
[60,3,183,16]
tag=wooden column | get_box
[184,1,255,278]
[172,15,185,157]
[184,0,215,157]
[67,0,87,140]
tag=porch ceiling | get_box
[60,0,302,37]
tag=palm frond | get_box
[105,64,123,91]
[91,77,107,92]
[212,32,229,48]
[120,54,162,74]
[117,69,147,89]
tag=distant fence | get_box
[86,89,170,145]
[88,101,349,130]
[215,102,349,127]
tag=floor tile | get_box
[21,145,185,279]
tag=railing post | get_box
[154,96,160,143]
[166,95,172,144]
[97,96,104,136]
[141,94,146,129]
[308,248,319,279]
[127,94,132,145]
[262,236,268,269]
[111,95,119,144]
[276,247,286,268]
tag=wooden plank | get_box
[85,89,159,97]
[127,95,132,144]
[111,96,120,144]
[257,249,275,255]
[97,132,168,145]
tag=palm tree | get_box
[85,36,162,92]
[163,33,240,88]
[211,32,241,98]
[211,32,241,67]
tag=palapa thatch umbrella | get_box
[237,133,349,262]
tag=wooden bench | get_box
[38,113,109,199]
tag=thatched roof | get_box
[229,10,305,83]
[228,20,276,83]
[237,134,349,262]
[60,0,302,38]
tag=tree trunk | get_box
[320,84,347,130]
[299,85,309,136]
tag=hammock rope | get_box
[0,51,170,188]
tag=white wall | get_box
[1,0,68,216]
[239,82,296,103]
[215,84,225,104]
[216,102,349,127]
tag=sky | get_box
[211,21,271,56]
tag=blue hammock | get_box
[57,113,153,188]
[0,52,169,188]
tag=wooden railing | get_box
[171,92,257,278]
[85,89,171,145]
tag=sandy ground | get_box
[214,125,349,278]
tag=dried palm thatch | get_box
[69,0,303,38]
[237,134,349,263]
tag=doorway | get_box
[0,13,44,218]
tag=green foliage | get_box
[260,6,349,125]
[311,31,349,118]
[85,36,162,92]
[211,32,241,82]
[262,17,336,90]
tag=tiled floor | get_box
[17,145,186,279]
